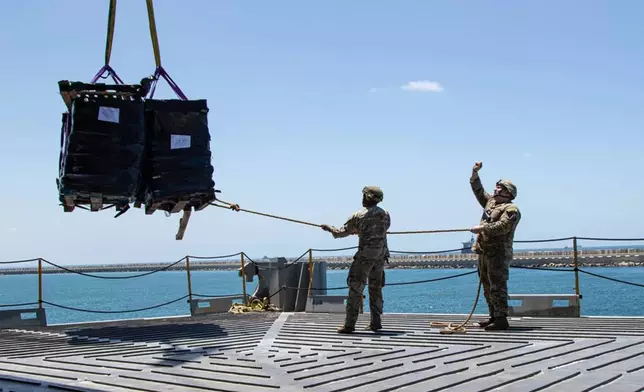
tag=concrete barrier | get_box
[0,308,47,328]
[189,295,245,316]
[508,294,580,317]
[306,295,350,313]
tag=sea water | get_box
[0,267,642,325]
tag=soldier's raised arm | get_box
[321,213,360,239]
[470,161,490,208]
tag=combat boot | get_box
[337,325,355,334]
[364,324,382,332]
[484,317,509,331]
[477,317,495,328]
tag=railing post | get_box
[572,237,581,316]
[308,249,314,297]
[240,253,247,305]
[185,256,193,303]
[38,258,43,309]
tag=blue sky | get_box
[1,1,642,266]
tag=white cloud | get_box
[523,153,533,158]
[401,80,444,92]
[9,228,16,232]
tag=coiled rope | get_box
[429,278,482,334]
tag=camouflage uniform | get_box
[470,177,520,322]
[326,186,390,331]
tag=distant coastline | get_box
[1,247,642,275]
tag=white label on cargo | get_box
[98,106,120,123]
[171,134,191,149]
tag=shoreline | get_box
[0,260,642,275]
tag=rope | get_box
[578,269,644,288]
[285,270,476,292]
[188,252,242,260]
[228,287,284,313]
[145,0,162,67]
[0,258,39,265]
[388,229,470,235]
[510,265,576,272]
[385,270,477,286]
[212,201,321,228]
[40,257,186,279]
[42,295,188,314]
[211,200,469,235]
[104,0,117,65]
[576,237,644,242]
[193,293,244,298]
[243,250,310,271]
[0,302,39,308]
[430,279,482,334]
[390,247,470,255]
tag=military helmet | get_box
[496,179,517,199]
[362,186,384,203]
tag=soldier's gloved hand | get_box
[473,161,482,172]
[321,224,333,232]
[470,225,483,234]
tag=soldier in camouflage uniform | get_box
[322,186,390,333]
[469,162,521,331]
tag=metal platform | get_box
[0,312,642,391]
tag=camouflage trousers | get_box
[344,256,386,328]
[478,252,510,318]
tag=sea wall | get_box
[0,248,642,275]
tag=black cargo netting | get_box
[58,96,146,206]
[141,99,216,212]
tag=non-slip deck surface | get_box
[0,312,642,391]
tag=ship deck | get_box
[0,312,642,392]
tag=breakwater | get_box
[1,248,642,275]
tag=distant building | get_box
[461,235,474,254]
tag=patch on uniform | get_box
[506,210,518,221]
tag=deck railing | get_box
[0,235,643,319]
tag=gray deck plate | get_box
[0,312,642,391]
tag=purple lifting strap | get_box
[90,64,125,85]
[148,66,188,100]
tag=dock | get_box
[0,312,642,391]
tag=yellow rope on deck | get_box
[229,298,280,313]
[211,199,470,235]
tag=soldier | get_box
[321,186,391,333]
[469,162,521,331]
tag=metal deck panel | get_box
[0,312,642,391]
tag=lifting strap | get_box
[143,0,191,239]
[90,0,123,84]
[145,0,162,68]
[105,0,117,66]
[144,0,188,100]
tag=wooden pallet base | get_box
[141,195,215,216]
[60,192,131,214]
